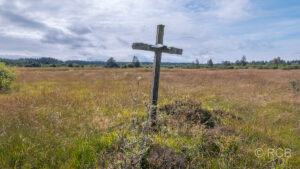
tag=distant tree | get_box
[68,63,74,67]
[268,57,286,66]
[222,61,231,66]
[132,56,141,67]
[249,61,256,65]
[241,56,247,66]
[195,58,200,68]
[50,64,56,67]
[207,59,213,67]
[38,57,62,64]
[235,60,241,66]
[105,57,119,68]
[33,62,41,67]
[25,62,41,67]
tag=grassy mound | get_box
[159,99,241,128]
[113,99,249,168]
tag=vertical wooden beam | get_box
[149,24,164,128]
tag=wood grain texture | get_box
[132,43,182,55]
[131,24,183,128]
[149,25,164,127]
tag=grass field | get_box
[0,67,299,168]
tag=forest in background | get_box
[0,56,299,69]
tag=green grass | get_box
[0,68,299,168]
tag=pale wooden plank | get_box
[162,47,183,55]
[132,43,154,51]
[132,43,182,55]
[149,24,164,128]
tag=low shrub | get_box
[290,80,299,93]
[0,62,16,92]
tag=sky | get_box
[0,0,299,63]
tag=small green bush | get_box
[290,80,299,93]
[127,63,135,68]
[120,64,128,68]
[0,62,16,92]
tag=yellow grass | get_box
[0,67,299,168]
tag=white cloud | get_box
[207,0,253,22]
[0,0,299,62]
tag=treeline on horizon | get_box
[0,56,299,70]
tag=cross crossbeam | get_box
[132,43,183,55]
[132,25,183,129]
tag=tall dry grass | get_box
[0,67,299,168]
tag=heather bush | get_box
[290,80,299,93]
[0,62,16,92]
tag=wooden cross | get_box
[132,25,183,128]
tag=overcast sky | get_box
[0,0,299,62]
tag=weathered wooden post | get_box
[149,25,164,127]
[132,25,183,128]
